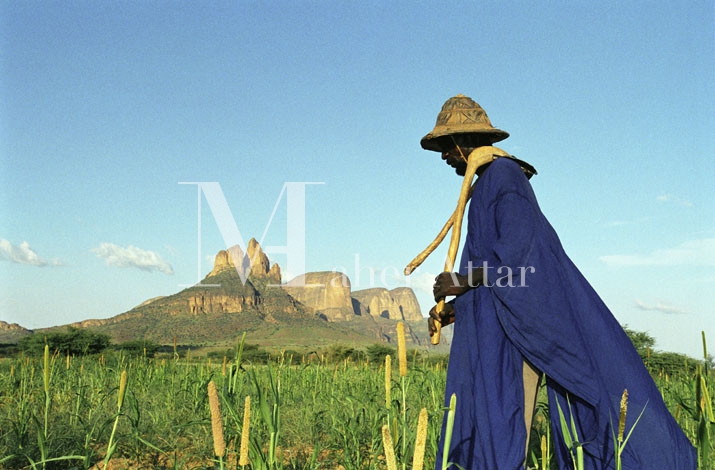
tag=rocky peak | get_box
[247,238,270,276]
[210,245,243,276]
[268,263,282,283]
[209,238,273,279]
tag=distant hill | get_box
[6,239,444,351]
[0,321,32,343]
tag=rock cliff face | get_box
[389,287,423,321]
[281,272,355,321]
[187,291,258,315]
[352,287,423,321]
[352,288,393,318]
[281,273,424,323]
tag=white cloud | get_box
[603,216,655,228]
[634,299,688,315]
[404,270,439,295]
[599,238,715,267]
[0,239,63,267]
[92,243,174,275]
[656,193,693,207]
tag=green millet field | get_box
[1,329,713,469]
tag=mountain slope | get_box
[8,239,443,350]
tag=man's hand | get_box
[428,302,455,336]
[433,272,471,302]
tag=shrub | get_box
[366,343,395,363]
[18,327,110,356]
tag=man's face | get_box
[441,146,468,176]
[439,134,492,176]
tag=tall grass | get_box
[208,380,226,468]
[239,395,251,467]
[609,389,648,470]
[102,369,128,468]
[0,332,711,469]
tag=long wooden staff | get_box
[403,185,475,276]
[406,146,509,344]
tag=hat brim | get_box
[420,127,509,152]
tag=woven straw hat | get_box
[421,94,509,152]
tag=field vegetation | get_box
[0,328,712,469]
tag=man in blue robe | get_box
[422,95,697,469]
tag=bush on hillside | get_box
[366,344,395,363]
[19,327,110,356]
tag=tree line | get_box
[2,326,709,377]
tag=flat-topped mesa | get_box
[209,238,273,279]
[390,287,423,321]
[282,271,355,321]
[352,287,423,321]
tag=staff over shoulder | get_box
[404,94,535,344]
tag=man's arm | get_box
[428,268,484,337]
[428,301,455,336]
[432,267,484,302]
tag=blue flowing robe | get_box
[437,157,697,469]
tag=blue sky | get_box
[1,1,713,358]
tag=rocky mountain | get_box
[282,272,355,321]
[352,287,423,322]
[6,239,437,350]
[280,274,423,324]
